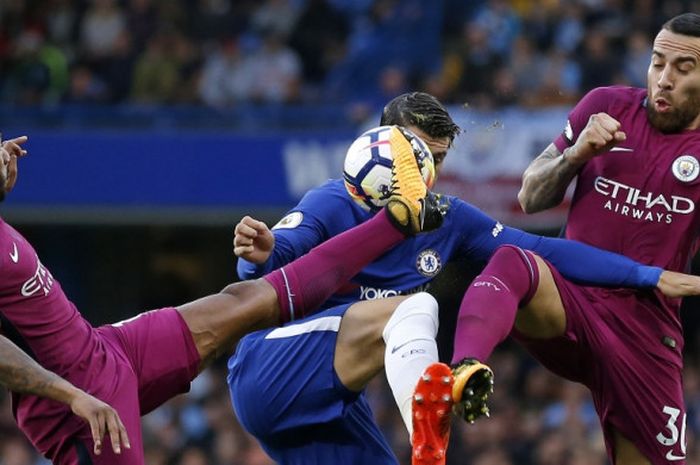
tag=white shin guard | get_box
[382,292,439,440]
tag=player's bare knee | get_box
[179,279,280,363]
[339,296,409,348]
[219,279,280,326]
[334,296,412,390]
[515,257,567,338]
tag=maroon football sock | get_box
[264,209,405,323]
[451,245,540,364]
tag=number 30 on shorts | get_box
[656,405,687,461]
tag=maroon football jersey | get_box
[553,86,700,356]
[0,218,115,450]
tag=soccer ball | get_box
[343,125,435,210]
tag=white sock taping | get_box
[382,292,439,440]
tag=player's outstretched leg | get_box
[411,362,454,465]
[450,357,494,423]
[449,245,541,425]
[385,126,444,235]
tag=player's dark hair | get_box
[380,92,461,145]
[663,13,700,38]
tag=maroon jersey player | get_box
[517,12,700,465]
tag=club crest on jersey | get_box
[416,249,441,277]
[272,212,303,230]
[672,155,699,182]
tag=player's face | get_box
[406,125,451,178]
[647,29,700,133]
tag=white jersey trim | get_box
[265,316,342,339]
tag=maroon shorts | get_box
[42,308,200,465]
[513,264,687,465]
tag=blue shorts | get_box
[227,304,398,465]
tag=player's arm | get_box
[494,227,700,296]
[457,201,700,296]
[235,186,344,279]
[518,87,627,214]
[517,142,582,213]
[0,334,130,455]
[235,212,330,279]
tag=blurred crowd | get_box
[4,0,700,464]
[1,0,699,114]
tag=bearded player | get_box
[511,12,700,465]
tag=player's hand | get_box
[656,270,700,298]
[233,216,275,264]
[69,391,130,455]
[566,113,626,164]
[3,135,28,192]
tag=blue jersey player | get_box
[229,94,700,465]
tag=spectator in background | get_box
[189,0,247,42]
[169,29,201,103]
[250,0,300,39]
[198,38,252,107]
[288,0,349,86]
[491,66,519,107]
[65,62,109,103]
[471,0,521,59]
[324,0,441,104]
[507,35,544,97]
[622,30,652,88]
[527,47,580,107]
[244,28,301,104]
[446,21,502,107]
[517,0,556,52]
[551,3,585,54]
[346,65,409,122]
[575,28,617,92]
[4,29,69,105]
[44,0,79,55]
[585,0,629,42]
[80,0,126,62]
[130,30,181,104]
[99,31,135,102]
[627,0,658,36]
[125,0,158,53]
[155,1,190,35]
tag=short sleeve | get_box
[553,87,615,152]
